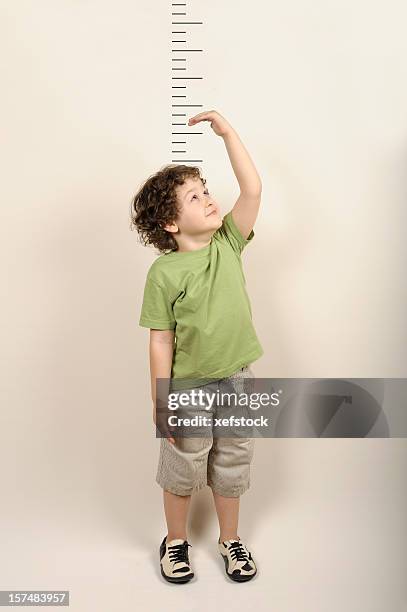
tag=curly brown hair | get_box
[129,164,207,254]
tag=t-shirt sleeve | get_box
[218,209,255,255]
[139,276,176,330]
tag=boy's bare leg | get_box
[212,491,240,541]
[163,489,192,541]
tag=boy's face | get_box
[166,177,222,238]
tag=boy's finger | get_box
[163,426,177,443]
[189,112,212,123]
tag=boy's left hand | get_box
[188,110,232,137]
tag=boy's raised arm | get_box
[188,110,262,240]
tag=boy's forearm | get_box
[149,340,174,408]
[222,127,262,195]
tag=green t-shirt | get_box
[139,210,264,389]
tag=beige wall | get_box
[1,1,406,609]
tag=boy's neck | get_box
[174,230,215,253]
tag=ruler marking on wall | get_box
[170,3,204,163]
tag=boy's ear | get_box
[163,221,178,233]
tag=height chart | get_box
[171,2,204,162]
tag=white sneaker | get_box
[159,535,194,583]
[218,537,257,582]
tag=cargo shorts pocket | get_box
[156,435,213,495]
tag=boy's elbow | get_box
[150,328,175,345]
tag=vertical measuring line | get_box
[171,2,204,163]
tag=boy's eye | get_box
[192,190,209,200]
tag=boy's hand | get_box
[153,402,176,445]
[188,110,233,137]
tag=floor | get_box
[1,440,406,612]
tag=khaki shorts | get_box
[156,365,256,497]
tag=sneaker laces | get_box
[227,541,249,562]
[168,541,192,566]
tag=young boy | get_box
[132,110,264,583]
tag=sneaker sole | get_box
[220,552,257,582]
[160,564,194,584]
